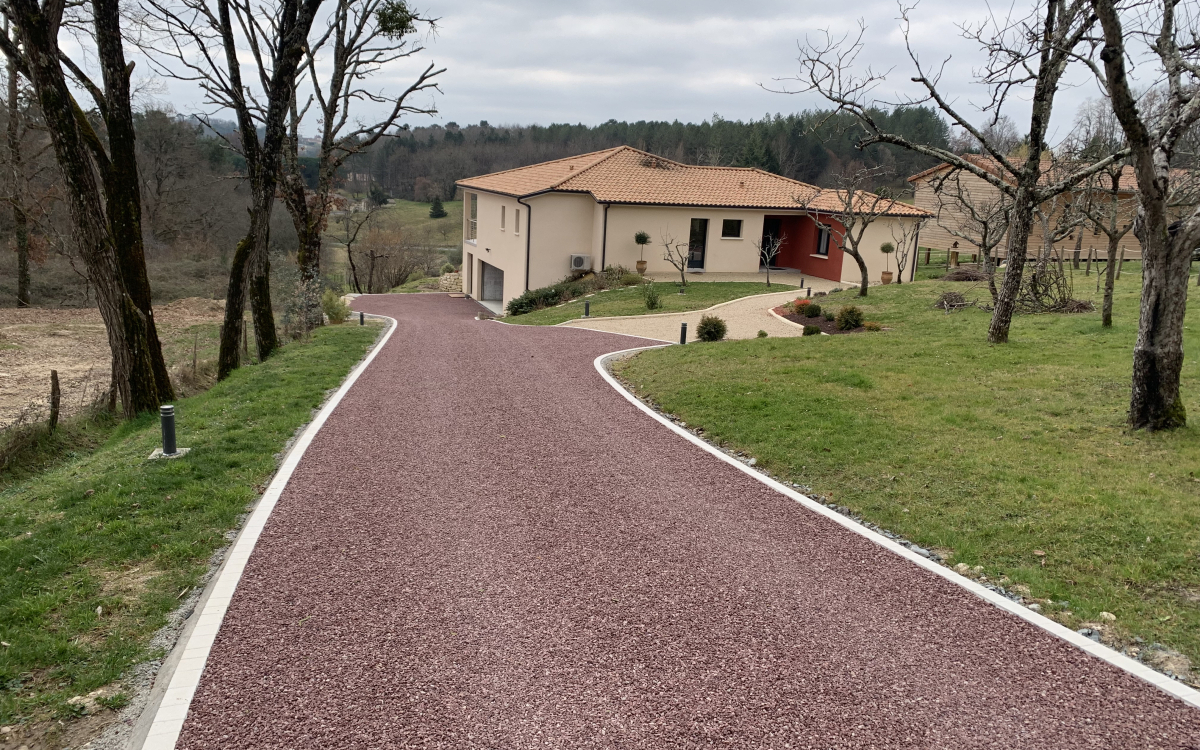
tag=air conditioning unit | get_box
[569,254,592,272]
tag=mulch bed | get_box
[773,307,865,335]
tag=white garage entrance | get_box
[480,261,504,315]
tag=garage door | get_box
[481,262,504,302]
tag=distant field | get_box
[374,199,463,247]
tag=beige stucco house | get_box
[908,155,1147,261]
[456,146,929,310]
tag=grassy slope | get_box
[0,323,381,724]
[617,264,1200,669]
[508,282,798,326]
[375,199,463,247]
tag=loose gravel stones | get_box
[174,295,1200,749]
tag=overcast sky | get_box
[141,0,1114,140]
[359,0,1110,138]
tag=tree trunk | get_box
[988,187,1036,343]
[9,0,163,417]
[1101,236,1118,327]
[1128,220,1191,430]
[217,236,251,380]
[92,0,173,401]
[6,46,30,307]
[849,249,869,296]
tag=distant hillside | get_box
[353,108,950,202]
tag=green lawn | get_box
[375,198,462,247]
[0,322,382,728]
[507,282,797,326]
[616,264,1200,677]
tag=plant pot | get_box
[881,271,894,285]
[636,260,648,275]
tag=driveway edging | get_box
[135,314,399,750]
[594,346,1200,712]
[551,288,800,325]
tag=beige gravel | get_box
[558,287,827,342]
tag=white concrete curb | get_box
[138,313,399,749]
[553,288,802,325]
[594,346,1200,712]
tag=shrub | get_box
[804,303,822,318]
[321,289,350,324]
[643,282,661,310]
[441,263,456,275]
[793,298,811,309]
[831,287,843,294]
[620,273,644,286]
[824,310,835,321]
[757,330,768,338]
[863,321,882,332]
[408,269,426,282]
[429,195,448,218]
[803,324,822,336]
[836,305,864,330]
[696,314,727,342]
[506,284,567,315]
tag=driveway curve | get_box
[558,288,804,341]
[173,293,1200,748]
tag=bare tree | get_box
[795,163,896,296]
[333,200,382,293]
[660,231,689,287]
[142,0,325,379]
[931,169,1011,301]
[780,2,1129,342]
[753,232,786,286]
[0,0,175,416]
[1090,0,1200,430]
[889,215,924,285]
[281,0,443,283]
[4,22,29,307]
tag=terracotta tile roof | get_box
[457,146,930,217]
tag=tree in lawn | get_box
[752,232,786,287]
[888,215,925,285]
[281,0,442,285]
[795,163,898,297]
[429,195,447,218]
[1069,98,1135,328]
[1090,0,1200,430]
[660,231,690,288]
[781,2,1129,342]
[930,167,1012,302]
[143,0,327,379]
[0,0,175,416]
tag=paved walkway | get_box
[172,294,1200,748]
[560,288,807,341]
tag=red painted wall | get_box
[767,214,845,282]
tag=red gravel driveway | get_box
[175,294,1200,748]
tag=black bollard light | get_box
[680,322,687,345]
[160,405,177,457]
[807,287,812,298]
[584,300,590,318]
[359,311,364,325]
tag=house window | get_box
[467,193,478,242]
[501,205,506,231]
[721,219,743,238]
[515,209,521,235]
[816,224,831,256]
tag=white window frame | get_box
[501,205,506,231]
[720,218,743,239]
[815,224,831,257]
[515,208,521,235]
[466,193,478,243]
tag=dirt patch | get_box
[0,300,226,428]
[773,307,866,335]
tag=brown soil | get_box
[0,299,226,428]
[773,307,866,335]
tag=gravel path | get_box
[559,289,807,341]
[174,294,1200,748]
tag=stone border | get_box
[134,313,399,749]
[552,288,801,325]
[594,345,1200,712]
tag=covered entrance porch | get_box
[760,214,844,282]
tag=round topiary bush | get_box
[696,314,728,342]
[863,320,882,332]
[441,263,456,275]
[824,310,835,321]
[804,303,822,318]
[757,329,768,338]
[803,324,821,336]
[836,305,864,330]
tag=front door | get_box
[761,218,783,268]
[688,218,708,269]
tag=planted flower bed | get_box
[773,298,882,335]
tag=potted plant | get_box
[634,231,651,275]
[880,241,895,284]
